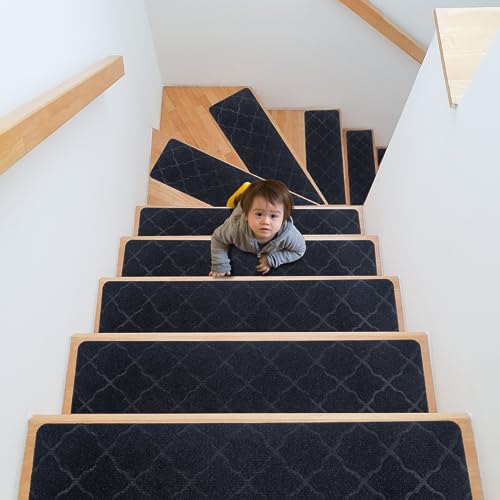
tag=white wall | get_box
[0,1,161,497]
[145,0,420,146]
[364,34,500,497]
[371,0,500,47]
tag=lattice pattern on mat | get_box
[138,208,361,236]
[30,421,472,498]
[99,279,399,333]
[72,340,428,413]
[122,240,377,277]
[210,88,323,203]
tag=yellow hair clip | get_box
[226,182,252,208]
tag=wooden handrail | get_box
[0,56,124,175]
[435,8,500,106]
[338,0,425,64]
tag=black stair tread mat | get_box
[209,88,324,204]
[346,130,376,205]
[29,421,472,498]
[98,279,399,333]
[121,239,377,277]
[150,139,314,206]
[305,110,346,204]
[138,207,361,236]
[72,339,428,413]
[377,147,386,166]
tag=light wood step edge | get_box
[19,413,482,500]
[147,138,321,207]
[94,275,404,334]
[133,205,366,237]
[62,331,436,415]
[116,235,382,277]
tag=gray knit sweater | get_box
[210,204,306,273]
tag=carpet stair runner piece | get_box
[377,146,387,167]
[345,130,377,205]
[136,206,363,236]
[119,236,379,277]
[96,277,402,333]
[21,415,478,498]
[66,333,433,414]
[305,110,347,204]
[209,88,326,204]
[149,139,316,206]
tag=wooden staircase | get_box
[19,87,482,498]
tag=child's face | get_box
[246,196,284,243]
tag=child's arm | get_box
[209,218,235,276]
[265,227,306,269]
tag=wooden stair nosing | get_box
[19,413,482,500]
[116,235,382,278]
[133,205,366,237]
[94,275,404,334]
[63,331,436,415]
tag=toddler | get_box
[209,180,306,276]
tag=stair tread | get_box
[346,130,377,205]
[68,336,430,414]
[120,238,379,277]
[149,139,315,206]
[24,415,476,499]
[305,110,346,204]
[97,277,402,333]
[136,207,363,236]
[210,88,325,203]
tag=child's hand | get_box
[256,255,271,275]
[209,271,231,277]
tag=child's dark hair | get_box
[240,180,293,219]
